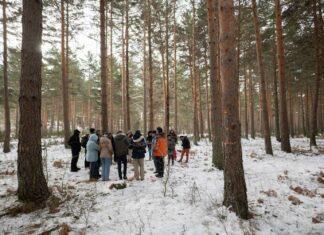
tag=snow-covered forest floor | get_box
[0,137,324,235]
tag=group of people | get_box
[67,126,191,181]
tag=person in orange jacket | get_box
[152,127,167,178]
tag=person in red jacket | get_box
[152,127,167,178]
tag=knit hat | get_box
[156,127,163,134]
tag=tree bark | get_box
[219,0,248,219]
[100,0,108,133]
[275,0,291,152]
[148,0,154,131]
[173,0,177,133]
[165,0,170,134]
[109,2,114,132]
[244,62,248,139]
[273,39,281,142]
[207,0,223,169]
[18,0,50,202]
[204,41,211,141]
[251,0,273,155]
[249,65,255,139]
[310,0,321,146]
[61,0,70,147]
[125,0,131,131]
[2,0,11,153]
[143,4,147,136]
[192,0,199,145]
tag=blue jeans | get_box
[90,161,98,179]
[101,158,112,181]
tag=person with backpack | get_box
[167,131,177,166]
[99,132,114,181]
[114,131,129,180]
[130,130,146,181]
[68,129,82,172]
[86,134,100,180]
[178,135,191,163]
[152,127,167,178]
[81,128,95,168]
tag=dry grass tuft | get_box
[288,195,302,205]
[261,189,278,197]
[53,160,65,168]
[289,186,316,198]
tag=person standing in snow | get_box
[146,130,155,161]
[99,132,114,181]
[114,131,130,180]
[86,134,100,180]
[81,128,95,168]
[130,130,147,180]
[178,136,191,163]
[68,129,82,172]
[126,130,133,163]
[167,130,177,166]
[152,127,167,178]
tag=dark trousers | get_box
[168,154,174,166]
[117,155,127,179]
[154,156,164,176]
[84,152,90,168]
[90,161,98,179]
[71,154,79,171]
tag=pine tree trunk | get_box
[100,0,108,133]
[300,91,306,136]
[275,0,291,152]
[2,0,11,153]
[204,42,211,141]
[310,0,321,146]
[143,10,147,136]
[305,86,310,136]
[109,2,114,132]
[219,0,248,219]
[207,0,223,169]
[249,65,255,139]
[244,63,249,139]
[165,0,170,134]
[251,0,273,155]
[273,39,281,142]
[61,0,70,147]
[288,77,294,138]
[121,9,126,133]
[198,72,204,138]
[148,0,154,131]
[192,0,199,145]
[125,0,130,131]
[18,0,50,202]
[173,0,177,133]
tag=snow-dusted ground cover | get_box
[0,137,323,234]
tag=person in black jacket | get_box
[178,135,191,163]
[68,129,82,172]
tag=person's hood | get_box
[89,134,98,142]
[115,133,126,141]
[133,133,144,143]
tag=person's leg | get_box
[139,158,144,180]
[185,149,190,163]
[70,155,75,171]
[178,149,185,162]
[90,162,96,179]
[133,159,139,180]
[171,153,174,165]
[167,155,171,166]
[107,158,112,180]
[122,155,128,179]
[101,158,107,181]
[117,158,122,180]
[153,156,158,173]
[75,153,80,170]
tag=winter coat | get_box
[86,134,99,162]
[181,136,191,149]
[68,133,81,156]
[167,135,176,156]
[114,133,129,157]
[130,134,146,159]
[153,133,167,158]
[100,136,113,158]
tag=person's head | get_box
[156,127,163,134]
[135,129,141,135]
[107,132,113,138]
[180,135,184,140]
[102,131,109,137]
[169,129,176,135]
[89,134,98,142]
[89,128,95,134]
[96,129,101,136]
[116,130,123,135]
[74,129,80,136]
[127,130,133,137]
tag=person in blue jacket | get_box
[86,134,100,180]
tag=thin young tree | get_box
[251,0,273,155]
[310,0,321,146]
[275,0,291,152]
[207,0,223,169]
[2,0,11,153]
[100,0,108,133]
[273,39,281,142]
[249,65,255,138]
[18,0,50,202]
[125,0,130,131]
[173,0,177,133]
[219,0,248,219]
[61,0,70,147]
[147,0,154,131]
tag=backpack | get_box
[81,135,89,148]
